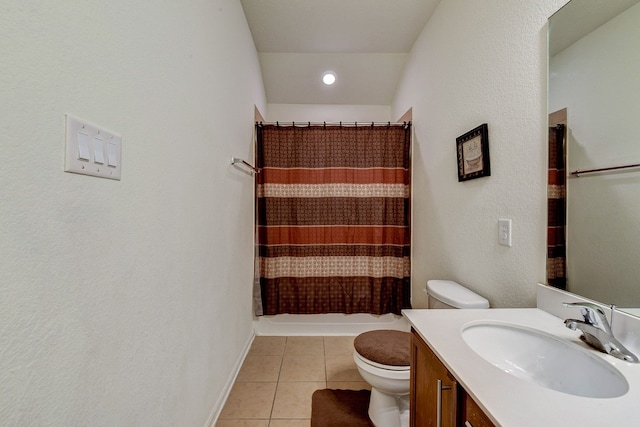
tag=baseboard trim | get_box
[204,331,255,427]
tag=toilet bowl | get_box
[354,280,490,427]
[353,330,411,427]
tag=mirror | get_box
[548,0,640,316]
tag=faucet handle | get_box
[563,302,611,332]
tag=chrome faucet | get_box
[563,302,639,363]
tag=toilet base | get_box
[368,387,409,427]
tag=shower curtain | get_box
[255,123,411,315]
[547,124,567,289]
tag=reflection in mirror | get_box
[548,0,640,316]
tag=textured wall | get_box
[0,1,265,425]
[266,104,392,123]
[392,0,568,308]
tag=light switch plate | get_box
[65,114,121,180]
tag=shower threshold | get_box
[253,313,409,336]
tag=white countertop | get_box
[403,308,640,426]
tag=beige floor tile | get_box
[326,381,371,391]
[269,420,310,427]
[250,336,287,356]
[237,354,283,382]
[325,354,364,382]
[284,336,324,356]
[220,335,373,425]
[271,381,326,419]
[219,382,277,420]
[216,420,270,427]
[323,336,356,356]
[279,354,326,382]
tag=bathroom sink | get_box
[461,321,628,398]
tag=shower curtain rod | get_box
[230,156,260,174]
[570,162,640,177]
[256,121,411,128]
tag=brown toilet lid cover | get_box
[354,330,411,366]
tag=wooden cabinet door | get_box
[460,391,496,427]
[410,329,457,427]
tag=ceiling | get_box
[549,0,639,56]
[240,0,441,105]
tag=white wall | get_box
[550,3,640,305]
[266,104,392,123]
[393,0,568,308]
[0,1,265,425]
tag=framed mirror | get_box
[547,0,640,316]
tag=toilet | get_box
[425,279,490,310]
[353,280,489,427]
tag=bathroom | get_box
[2,0,639,425]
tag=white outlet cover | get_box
[65,114,121,180]
[498,219,512,247]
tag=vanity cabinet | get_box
[410,329,495,427]
[460,392,495,427]
[410,328,457,427]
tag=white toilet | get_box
[353,280,489,427]
[425,279,490,310]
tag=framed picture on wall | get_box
[456,123,490,182]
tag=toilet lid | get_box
[354,330,410,367]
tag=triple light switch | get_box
[64,114,122,180]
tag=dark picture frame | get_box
[456,123,490,182]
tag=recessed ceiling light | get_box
[322,72,336,86]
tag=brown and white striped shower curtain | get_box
[255,123,411,315]
[547,124,567,289]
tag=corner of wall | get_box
[204,332,255,427]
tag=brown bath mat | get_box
[311,389,374,427]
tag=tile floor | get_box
[216,336,370,427]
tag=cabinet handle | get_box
[436,379,452,427]
[465,422,473,427]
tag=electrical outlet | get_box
[498,219,512,247]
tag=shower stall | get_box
[253,122,412,334]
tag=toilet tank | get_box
[426,280,490,309]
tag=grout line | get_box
[323,336,329,386]
[267,336,286,422]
